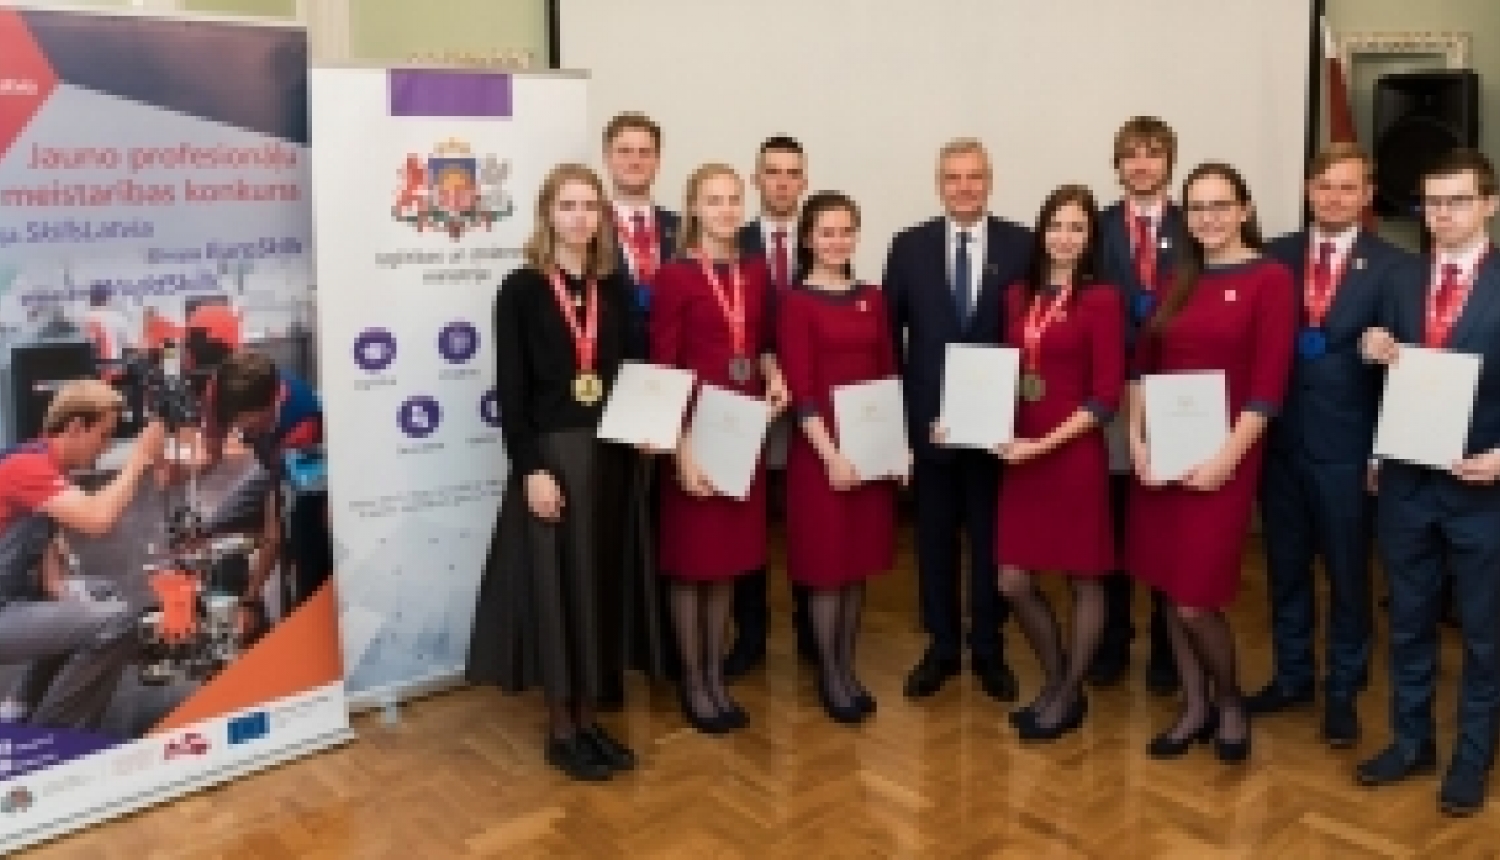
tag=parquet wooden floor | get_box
[21,532,1500,859]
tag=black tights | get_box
[670,579,736,719]
[998,568,1105,726]
[547,700,597,741]
[1162,604,1246,742]
[808,583,867,708]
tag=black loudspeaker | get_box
[7,341,97,442]
[1373,70,1480,217]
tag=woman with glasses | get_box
[1125,162,1296,764]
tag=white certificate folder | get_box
[832,376,909,480]
[1373,346,1482,469]
[941,345,1019,449]
[596,362,696,450]
[1141,371,1229,482]
[688,384,771,500]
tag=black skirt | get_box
[465,430,665,699]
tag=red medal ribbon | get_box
[545,268,599,373]
[1021,286,1071,372]
[697,257,747,360]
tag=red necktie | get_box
[1425,263,1465,347]
[629,211,656,282]
[1132,215,1156,289]
[771,229,789,289]
[1314,241,1335,291]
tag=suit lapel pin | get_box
[1159,238,1172,250]
[1224,289,1237,302]
[857,299,867,311]
[1354,257,1366,270]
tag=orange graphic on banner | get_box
[151,581,345,734]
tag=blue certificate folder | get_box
[283,446,327,493]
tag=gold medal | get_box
[573,372,604,405]
[1020,373,1046,402]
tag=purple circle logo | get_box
[438,321,479,364]
[398,396,442,438]
[480,389,502,427]
[354,328,396,372]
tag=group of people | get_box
[465,112,1500,817]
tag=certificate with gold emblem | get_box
[1141,371,1229,482]
[687,383,771,499]
[596,361,695,450]
[832,376,910,480]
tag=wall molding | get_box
[1338,30,1471,70]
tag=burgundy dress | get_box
[651,257,773,581]
[1125,258,1296,608]
[777,283,898,588]
[996,283,1126,574]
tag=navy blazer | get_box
[611,205,680,358]
[1380,252,1500,509]
[737,221,765,258]
[1265,230,1411,464]
[1096,200,1183,344]
[882,214,1032,461]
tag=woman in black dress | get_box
[466,164,659,781]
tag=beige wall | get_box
[349,0,545,63]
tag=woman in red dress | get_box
[988,186,1124,740]
[653,164,790,733]
[778,191,908,724]
[1126,163,1296,763]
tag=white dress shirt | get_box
[1309,223,1360,276]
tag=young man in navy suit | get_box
[601,111,681,705]
[1357,149,1500,816]
[725,135,815,678]
[1249,144,1410,747]
[884,139,1025,702]
[1090,116,1181,694]
[603,112,681,358]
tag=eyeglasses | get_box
[1420,194,1480,212]
[1184,200,1241,215]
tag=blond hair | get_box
[43,379,123,435]
[937,138,990,175]
[1308,142,1374,180]
[677,163,743,255]
[523,163,617,280]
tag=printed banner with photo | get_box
[309,67,589,703]
[0,8,349,852]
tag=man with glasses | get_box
[1357,148,1500,816]
[1249,144,1410,748]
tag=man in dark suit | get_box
[601,111,681,705]
[1090,116,1181,694]
[1250,144,1410,748]
[1356,149,1500,816]
[602,111,681,358]
[884,138,1024,702]
[725,135,815,677]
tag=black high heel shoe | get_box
[1214,710,1252,763]
[1146,708,1219,759]
[1017,693,1088,742]
[818,676,867,725]
[679,685,733,735]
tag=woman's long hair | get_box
[677,163,742,256]
[1148,162,1263,333]
[794,190,861,282]
[522,163,617,279]
[1021,184,1101,303]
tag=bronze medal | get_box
[1020,373,1046,402]
[729,355,754,383]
